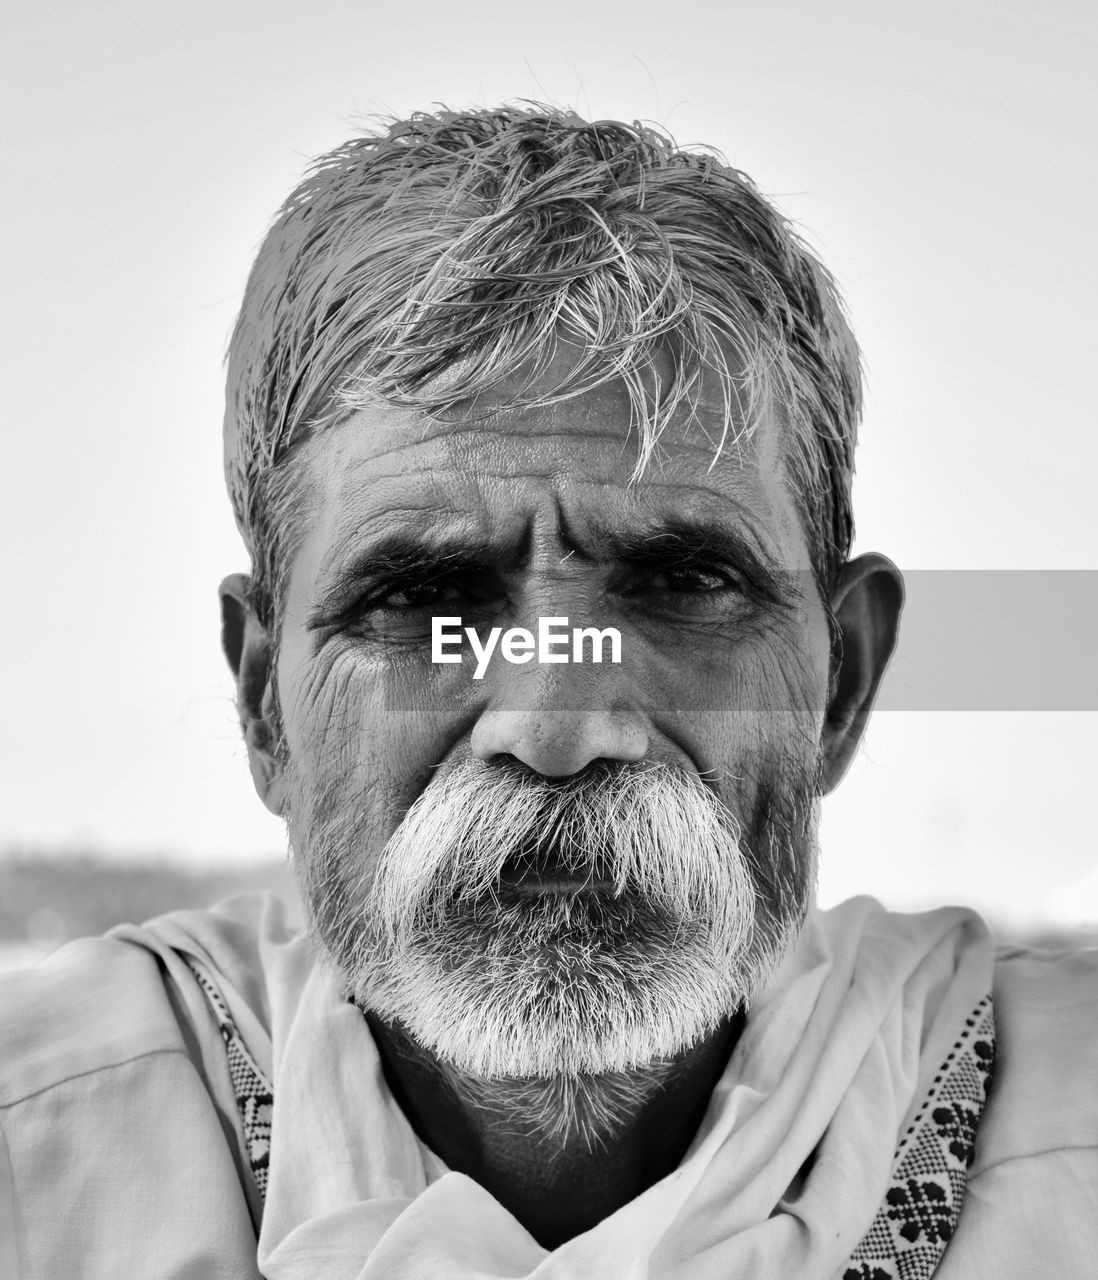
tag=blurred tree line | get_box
[0,849,298,963]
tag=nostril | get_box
[470,707,649,776]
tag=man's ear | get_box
[820,553,904,794]
[219,572,286,816]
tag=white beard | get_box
[294,758,816,1081]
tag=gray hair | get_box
[224,105,861,626]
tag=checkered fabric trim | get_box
[841,995,996,1280]
[183,957,274,1200]
[183,957,995,1275]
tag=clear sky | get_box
[2,0,1095,929]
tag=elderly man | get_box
[1,106,1095,1278]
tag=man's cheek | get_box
[284,690,447,857]
[278,645,381,767]
[735,625,827,733]
[703,650,824,798]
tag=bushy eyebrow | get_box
[308,514,800,627]
[578,515,799,606]
[308,532,514,627]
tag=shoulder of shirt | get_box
[969,941,1098,1173]
[0,890,299,1108]
[0,931,187,1107]
[111,888,307,1037]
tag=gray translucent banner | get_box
[878,571,1098,711]
[364,571,1098,713]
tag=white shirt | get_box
[1,894,1095,1278]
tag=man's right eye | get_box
[374,581,466,610]
[345,576,504,640]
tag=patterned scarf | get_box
[184,910,995,1280]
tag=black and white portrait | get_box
[2,3,1095,1274]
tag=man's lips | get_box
[497,848,614,896]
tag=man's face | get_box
[272,370,834,1078]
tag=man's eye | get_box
[613,564,752,621]
[644,566,742,594]
[348,576,503,638]
[375,581,465,610]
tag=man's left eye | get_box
[643,566,742,595]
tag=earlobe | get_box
[820,554,904,794]
[219,573,286,816]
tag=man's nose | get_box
[470,670,649,777]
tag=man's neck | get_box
[364,1011,744,1249]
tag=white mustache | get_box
[368,758,758,956]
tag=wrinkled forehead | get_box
[437,382,786,503]
[328,336,788,487]
[286,362,811,585]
